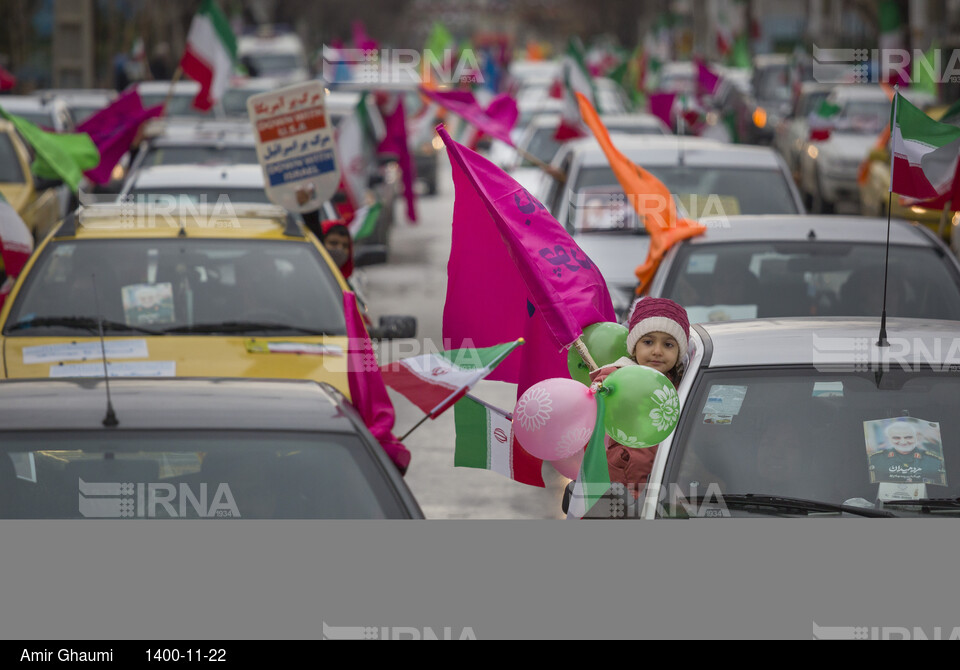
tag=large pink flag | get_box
[376,94,417,223]
[419,88,518,147]
[78,89,164,184]
[344,290,412,475]
[439,124,615,394]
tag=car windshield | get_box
[660,241,960,322]
[142,145,259,167]
[573,164,800,217]
[754,65,793,103]
[222,88,267,117]
[5,238,346,336]
[128,187,271,205]
[796,91,830,117]
[0,133,25,182]
[0,431,410,519]
[664,368,960,515]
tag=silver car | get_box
[582,317,960,518]
[645,215,960,323]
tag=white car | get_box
[539,135,804,314]
[773,82,835,180]
[122,164,272,206]
[238,32,310,84]
[798,85,935,213]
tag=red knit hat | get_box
[625,297,691,362]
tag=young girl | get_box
[590,297,691,496]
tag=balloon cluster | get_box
[512,322,682,479]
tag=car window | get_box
[661,241,960,322]
[836,100,891,133]
[9,110,55,130]
[664,368,960,514]
[573,165,800,216]
[138,94,212,117]
[142,146,259,167]
[5,239,347,336]
[0,133,25,182]
[0,431,410,519]
[241,53,302,76]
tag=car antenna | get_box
[91,273,119,427]
[877,86,900,349]
[677,95,686,167]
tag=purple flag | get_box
[344,290,411,475]
[439,124,615,392]
[377,94,417,223]
[696,59,721,97]
[77,90,163,184]
[648,91,677,129]
[419,88,518,147]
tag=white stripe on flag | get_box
[487,406,513,479]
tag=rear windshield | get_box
[661,241,960,322]
[0,431,411,519]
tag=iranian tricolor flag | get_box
[335,95,386,211]
[0,192,33,278]
[556,39,599,141]
[381,339,523,418]
[0,192,33,311]
[180,0,237,112]
[891,92,960,200]
[566,391,611,519]
[454,394,544,487]
[348,202,382,241]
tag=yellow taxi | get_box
[0,119,62,244]
[0,203,367,396]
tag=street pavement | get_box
[358,151,570,519]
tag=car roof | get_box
[148,123,256,146]
[134,80,201,95]
[829,84,893,102]
[57,202,301,240]
[697,317,960,368]
[0,95,55,111]
[688,215,937,247]
[559,136,782,169]
[131,163,265,188]
[0,378,355,431]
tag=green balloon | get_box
[603,365,680,448]
[567,322,630,385]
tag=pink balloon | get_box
[551,449,585,480]
[513,378,597,461]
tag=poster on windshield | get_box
[864,417,947,487]
[248,81,340,213]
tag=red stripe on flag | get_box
[380,361,459,415]
[892,155,941,200]
[180,48,215,111]
[511,436,546,488]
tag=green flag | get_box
[912,43,940,99]
[425,22,455,57]
[0,107,99,193]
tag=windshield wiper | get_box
[880,497,960,512]
[682,493,897,518]
[160,321,331,336]
[7,316,163,335]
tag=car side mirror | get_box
[372,315,417,340]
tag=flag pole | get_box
[161,65,184,117]
[879,86,900,348]
[573,336,598,371]
[514,145,566,182]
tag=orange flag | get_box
[575,92,706,294]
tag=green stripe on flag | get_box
[568,391,612,519]
[436,339,521,371]
[896,93,960,147]
[816,100,841,118]
[351,202,381,241]
[200,0,237,60]
[454,396,490,470]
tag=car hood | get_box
[574,233,650,293]
[2,335,351,398]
